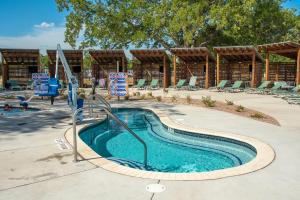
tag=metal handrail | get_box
[72,105,148,167]
[88,94,112,111]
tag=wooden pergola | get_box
[258,41,300,84]
[89,49,127,82]
[130,49,171,88]
[47,50,83,87]
[0,49,40,86]
[214,46,263,87]
[170,47,215,88]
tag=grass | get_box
[201,96,216,107]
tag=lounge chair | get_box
[209,80,229,91]
[186,76,197,90]
[273,84,300,98]
[26,80,34,90]
[266,81,287,95]
[0,85,4,92]
[225,80,244,93]
[246,81,272,94]
[134,79,146,90]
[148,79,159,90]
[7,80,22,91]
[174,79,186,90]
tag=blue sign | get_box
[109,73,128,96]
[32,73,50,95]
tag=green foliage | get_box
[40,55,50,69]
[83,51,92,69]
[201,96,216,107]
[56,0,299,50]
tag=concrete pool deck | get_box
[1,89,300,199]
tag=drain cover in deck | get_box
[146,184,166,193]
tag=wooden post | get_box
[296,48,300,84]
[216,53,220,84]
[2,63,8,87]
[163,55,167,89]
[251,52,256,87]
[173,55,177,86]
[205,54,209,89]
[265,52,269,81]
[122,57,125,72]
[275,64,279,81]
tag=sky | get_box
[0,0,299,54]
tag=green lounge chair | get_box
[273,84,300,96]
[175,79,186,90]
[134,79,146,90]
[148,79,159,90]
[209,80,228,91]
[266,81,287,95]
[187,76,197,90]
[246,81,272,94]
[8,80,22,91]
[26,80,34,90]
[225,80,244,92]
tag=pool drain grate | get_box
[146,184,166,193]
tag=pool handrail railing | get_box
[72,105,148,167]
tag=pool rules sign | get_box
[109,72,128,96]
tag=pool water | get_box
[80,108,256,173]
[0,107,39,117]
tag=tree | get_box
[40,55,50,69]
[56,0,299,49]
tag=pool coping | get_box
[64,105,275,181]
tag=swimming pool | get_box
[79,108,257,173]
[0,106,39,117]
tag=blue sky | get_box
[0,0,299,52]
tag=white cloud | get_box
[34,22,55,29]
[0,25,74,54]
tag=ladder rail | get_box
[72,105,148,167]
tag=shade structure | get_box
[170,47,215,88]
[0,48,40,87]
[258,41,300,84]
[130,49,171,88]
[89,49,127,82]
[47,49,83,87]
[213,46,263,87]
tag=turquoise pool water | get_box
[0,107,39,117]
[80,108,256,173]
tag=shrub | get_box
[140,94,146,100]
[4,95,15,99]
[186,95,192,104]
[163,88,169,94]
[201,96,215,107]
[251,113,265,119]
[236,105,245,112]
[147,92,153,97]
[225,99,234,105]
[78,93,86,99]
[77,88,85,95]
[136,92,141,96]
[132,92,136,96]
[106,95,112,100]
[156,96,162,102]
[124,94,130,100]
[171,95,179,102]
